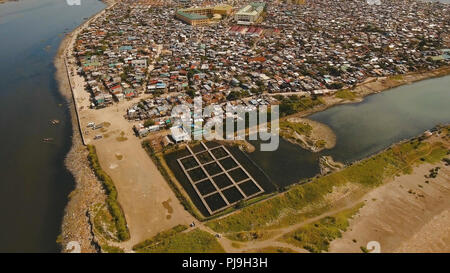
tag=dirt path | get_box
[193,200,364,253]
[196,137,450,253]
[329,162,450,253]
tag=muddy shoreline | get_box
[296,66,450,120]
[278,66,450,152]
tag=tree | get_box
[144,119,155,127]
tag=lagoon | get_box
[248,76,450,188]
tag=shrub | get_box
[87,145,130,241]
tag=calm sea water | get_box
[0,0,105,252]
[249,75,450,187]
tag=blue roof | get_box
[119,46,133,51]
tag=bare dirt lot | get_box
[78,100,195,248]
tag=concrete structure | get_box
[170,126,191,142]
[177,142,264,215]
[175,4,232,26]
[235,2,266,25]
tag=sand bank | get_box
[281,117,336,152]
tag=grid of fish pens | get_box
[177,142,264,215]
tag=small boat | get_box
[43,138,54,143]
[50,119,60,125]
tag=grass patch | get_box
[280,203,364,253]
[134,227,224,253]
[133,224,188,250]
[278,95,324,117]
[390,75,404,81]
[101,244,124,253]
[206,138,447,234]
[245,246,297,253]
[93,204,120,242]
[422,147,448,163]
[87,145,130,241]
[280,120,313,136]
[335,89,357,100]
[226,230,276,242]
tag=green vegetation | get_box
[226,230,276,242]
[422,147,447,163]
[227,89,250,100]
[278,95,324,117]
[335,89,357,100]
[280,120,312,136]
[93,204,120,242]
[246,246,297,253]
[206,138,447,234]
[281,203,364,253]
[315,139,327,148]
[360,246,370,253]
[390,75,404,81]
[143,119,155,127]
[87,145,130,241]
[101,244,125,253]
[133,227,224,253]
[133,224,188,250]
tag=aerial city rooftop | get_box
[73,0,450,136]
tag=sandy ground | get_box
[60,5,194,250]
[329,162,450,253]
[284,116,336,152]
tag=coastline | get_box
[297,66,450,120]
[278,66,450,152]
[55,0,115,253]
[280,117,337,153]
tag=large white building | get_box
[170,126,191,143]
[235,2,266,25]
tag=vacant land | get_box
[334,89,358,100]
[133,227,225,253]
[329,161,450,253]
